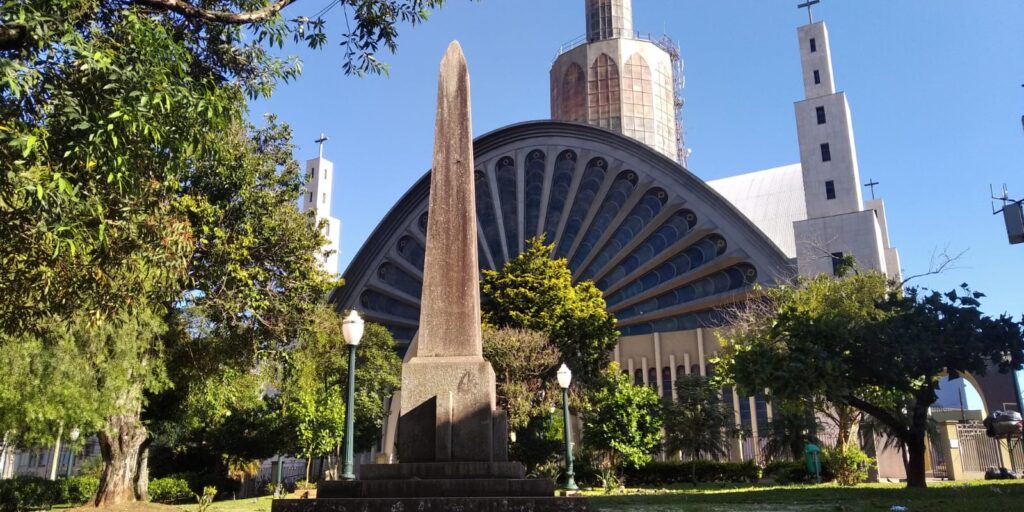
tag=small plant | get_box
[822,445,875,486]
[528,461,562,481]
[195,486,216,512]
[295,479,316,490]
[597,466,622,495]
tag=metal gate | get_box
[957,422,1003,472]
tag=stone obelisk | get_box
[397,41,507,463]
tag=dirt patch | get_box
[65,502,180,512]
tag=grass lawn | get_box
[585,481,1024,512]
[67,481,1022,512]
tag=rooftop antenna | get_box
[315,132,329,159]
[797,0,821,24]
[991,184,1024,245]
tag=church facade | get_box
[332,0,914,466]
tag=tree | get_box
[715,272,1024,488]
[280,312,401,481]
[481,236,619,388]
[582,363,663,470]
[482,326,561,472]
[663,375,732,482]
[758,399,818,462]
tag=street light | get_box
[65,428,80,479]
[340,310,364,481]
[556,363,578,492]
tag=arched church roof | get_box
[330,121,796,346]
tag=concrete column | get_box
[613,343,621,364]
[627,357,635,380]
[697,330,706,376]
[668,354,678,401]
[729,390,742,462]
[641,357,649,385]
[939,421,963,481]
[653,333,662,396]
[748,396,760,462]
[683,353,691,374]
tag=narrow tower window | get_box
[809,38,817,52]
[308,191,313,203]
[820,143,832,162]
[813,70,821,84]
[322,192,326,204]
[816,106,826,124]
[830,252,845,275]
[825,180,836,200]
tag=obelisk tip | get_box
[440,40,466,72]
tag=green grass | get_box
[162,481,1024,512]
[585,481,1024,512]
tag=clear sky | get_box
[254,0,1024,321]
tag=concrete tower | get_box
[550,0,680,161]
[303,134,342,274]
[791,20,900,279]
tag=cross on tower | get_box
[315,133,329,158]
[797,0,821,24]
[864,179,880,199]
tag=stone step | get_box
[318,478,555,498]
[272,496,588,512]
[358,462,525,480]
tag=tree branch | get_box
[133,0,300,24]
[847,395,909,441]
[900,246,968,287]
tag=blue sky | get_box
[254,0,1024,321]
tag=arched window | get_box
[633,369,644,386]
[622,53,653,146]
[705,363,716,378]
[662,367,672,398]
[690,364,700,376]
[676,365,686,378]
[588,54,621,131]
[647,368,658,391]
[559,63,586,122]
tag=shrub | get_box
[295,479,316,490]
[0,476,62,512]
[762,460,812,484]
[149,476,193,503]
[622,460,761,486]
[61,476,99,504]
[821,445,875,486]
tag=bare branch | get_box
[133,0,300,25]
[899,245,969,287]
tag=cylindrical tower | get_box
[586,0,633,42]
[552,0,681,162]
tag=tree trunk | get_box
[94,414,148,506]
[134,440,151,501]
[905,433,927,488]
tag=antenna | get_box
[992,184,1024,245]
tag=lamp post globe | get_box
[557,363,578,491]
[65,428,80,478]
[341,311,364,480]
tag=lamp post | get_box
[556,363,578,492]
[65,428,79,479]
[340,310,364,481]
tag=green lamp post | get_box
[340,310,364,481]
[556,363,578,492]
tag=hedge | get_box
[0,475,98,512]
[622,460,761,486]
[148,476,194,504]
[762,460,813,484]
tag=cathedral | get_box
[324,0,999,476]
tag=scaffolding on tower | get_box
[655,35,689,167]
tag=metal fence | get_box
[957,422,1003,473]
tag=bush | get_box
[149,476,193,503]
[0,476,63,512]
[60,476,99,504]
[622,460,761,486]
[762,460,812,484]
[821,445,875,486]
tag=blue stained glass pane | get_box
[569,171,638,272]
[495,157,519,259]
[377,262,422,299]
[475,170,505,267]
[396,235,425,270]
[359,290,419,321]
[739,394,752,430]
[523,151,545,240]
[542,151,577,240]
[555,157,607,258]
[595,209,696,291]
[755,392,769,436]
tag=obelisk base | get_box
[398,356,507,462]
